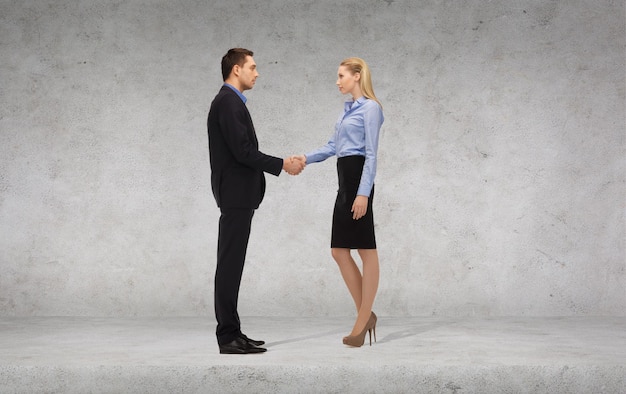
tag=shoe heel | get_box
[368,312,377,345]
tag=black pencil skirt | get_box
[331,155,376,249]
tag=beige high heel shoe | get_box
[370,311,377,344]
[343,312,377,347]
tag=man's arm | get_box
[217,95,283,175]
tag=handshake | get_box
[282,155,306,175]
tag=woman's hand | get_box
[351,195,368,220]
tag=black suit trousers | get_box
[214,208,255,345]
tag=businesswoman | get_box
[300,57,384,347]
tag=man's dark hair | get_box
[221,48,253,81]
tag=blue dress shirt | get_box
[305,97,384,197]
[224,83,247,104]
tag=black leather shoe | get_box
[219,337,267,354]
[240,333,265,346]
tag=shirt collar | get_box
[344,96,366,112]
[224,83,247,104]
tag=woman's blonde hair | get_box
[340,57,382,108]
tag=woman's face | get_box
[336,65,360,97]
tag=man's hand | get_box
[283,155,305,175]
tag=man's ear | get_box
[232,64,241,77]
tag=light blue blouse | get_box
[305,97,384,197]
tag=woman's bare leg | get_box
[349,248,379,335]
[331,248,362,312]
[332,247,380,336]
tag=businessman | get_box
[207,48,304,354]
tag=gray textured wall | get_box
[1,0,624,317]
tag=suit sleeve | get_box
[217,95,283,176]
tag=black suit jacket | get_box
[208,86,283,209]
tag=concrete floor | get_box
[1,316,625,393]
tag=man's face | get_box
[237,55,258,91]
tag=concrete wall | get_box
[1,0,624,317]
